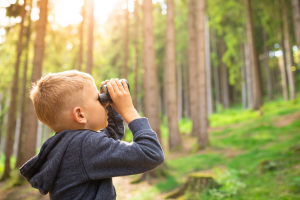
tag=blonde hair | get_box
[30,70,95,131]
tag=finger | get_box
[116,79,125,92]
[110,80,119,94]
[107,82,115,95]
[122,80,129,93]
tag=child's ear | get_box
[73,107,87,124]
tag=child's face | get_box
[83,82,108,131]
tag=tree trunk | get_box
[183,61,190,119]
[196,0,208,148]
[211,29,220,112]
[23,0,48,164]
[86,0,94,75]
[0,92,5,154]
[78,0,86,71]
[245,0,263,110]
[188,0,200,136]
[291,0,300,72]
[240,44,247,109]
[282,0,296,100]
[244,41,252,108]
[275,0,288,101]
[122,2,129,79]
[205,16,213,115]
[279,55,289,101]
[220,39,230,109]
[177,54,182,121]
[0,92,10,155]
[166,0,181,150]
[263,30,273,100]
[143,0,162,145]
[16,1,32,168]
[1,1,26,181]
[133,0,140,109]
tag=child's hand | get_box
[106,79,140,123]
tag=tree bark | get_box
[275,0,288,101]
[263,29,273,100]
[245,0,263,110]
[1,1,26,181]
[23,0,48,164]
[205,16,213,115]
[143,0,162,145]
[16,1,32,168]
[282,0,296,100]
[166,0,181,150]
[244,41,252,109]
[133,0,140,109]
[211,30,220,112]
[188,0,200,136]
[177,54,182,121]
[279,55,289,101]
[240,44,247,109]
[122,2,129,79]
[196,0,208,148]
[78,0,86,71]
[86,0,94,75]
[220,39,229,109]
[183,62,190,119]
[291,0,300,72]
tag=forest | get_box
[0,0,300,199]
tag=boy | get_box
[20,70,164,200]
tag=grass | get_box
[129,96,300,200]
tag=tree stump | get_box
[164,172,219,199]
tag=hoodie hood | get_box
[20,130,86,195]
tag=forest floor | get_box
[0,97,300,200]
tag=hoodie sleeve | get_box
[101,105,124,140]
[81,118,165,180]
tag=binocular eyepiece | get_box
[98,79,130,106]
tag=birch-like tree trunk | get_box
[122,1,129,79]
[263,30,273,100]
[275,0,288,101]
[143,0,162,145]
[240,44,247,109]
[133,0,140,109]
[23,0,49,164]
[220,39,229,109]
[196,0,208,148]
[211,30,220,112]
[291,0,300,72]
[86,0,94,75]
[279,55,289,101]
[245,0,263,110]
[166,0,181,150]
[177,55,182,121]
[1,1,26,181]
[282,0,296,100]
[188,0,200,136]
[183,62,190,119]
[205,16,213,115]
[78,0,86,71]
[244,41,252,109]
[16,1,32,167]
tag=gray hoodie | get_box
[20,109,164,200]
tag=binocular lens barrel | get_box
[98,79,130,106]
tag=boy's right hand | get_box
[106,79,140,124]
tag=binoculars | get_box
[98,79,130,106]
